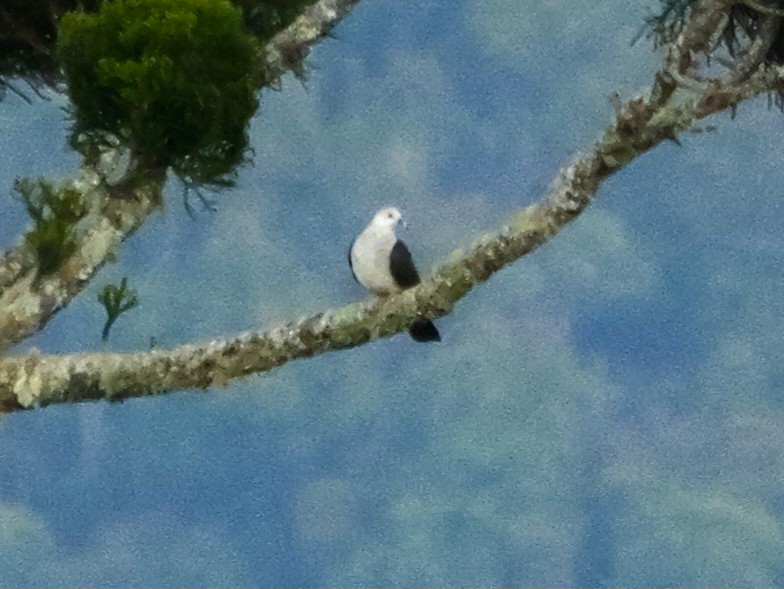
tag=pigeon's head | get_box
[373,206,405,231]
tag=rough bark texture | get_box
[0,0,362,351]
[2,0,783,412]
[262,0,362,84]
[0,168,165,351]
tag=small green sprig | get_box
[15,177,87,276]
[98,277,139,342]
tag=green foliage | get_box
[15,178,87,276]
[0,0,309,90]
[57,0,261,185]
[98,277,139,341]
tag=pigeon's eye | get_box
[387,213,394,219]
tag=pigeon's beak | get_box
[399,219,408,230]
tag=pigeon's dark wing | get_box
[390,240,442,344]
[409,319,440,342]
[348,240,358,283]
[389,240,421,289]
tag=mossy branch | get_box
[0,165,164,351]
[2,0,780,412]
[0,0,338,91]
[0,0,360,350]
[3,47,782,411]
[15,178,87,277]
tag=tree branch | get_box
[0,0,363,350]
[0,167,164,352]
[742,0,784,18]
[663,0,732,90]
[5,52,782,411]
[2,0,781,412]
[261,0,363,85]
[728,14,781,84]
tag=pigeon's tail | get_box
[409,319,441,343]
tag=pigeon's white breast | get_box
[350,226,399,295]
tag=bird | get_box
[349,206,441,343]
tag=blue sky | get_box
[2,0,784,586]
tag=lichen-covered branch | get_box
[0,167,164,351]
[5,51,783,411]
[0,247,37,294]
[261,0,362,84]
[0,0,362,350]
[742,0,784,18]
[728,14,781,83]
[2,0,783,411]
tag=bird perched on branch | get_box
[349,206,441,343]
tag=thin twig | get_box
[743,0,784,17]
